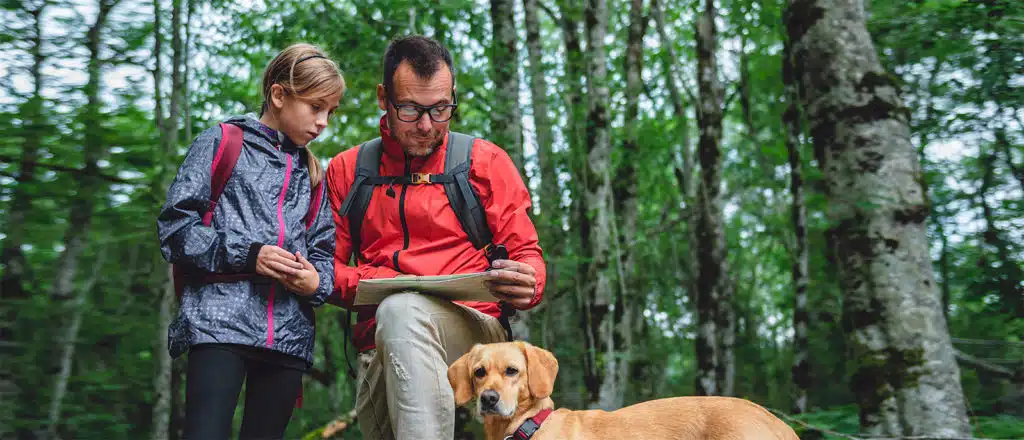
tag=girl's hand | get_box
[279,251,319,296]
[256,245,304,279]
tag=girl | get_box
[157,43,343,439]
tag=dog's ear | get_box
[520,342,559,399]
[448,346,477,406]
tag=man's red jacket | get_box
[326,117,547,352]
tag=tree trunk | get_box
[44,249,106,440]
[44,8,119,434]
[0,3,46,304]
[51,0,117,302]
[785,0,971,436]
[489,0,525,178]
[581,0,620,410]
[694,0,731,398]
[523,0,560,239]
[152,268,175,440]
[605,0,647,410]
[782,39,810,414]
[1,4,46,436]
[152,1,186,437]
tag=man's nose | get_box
[416,112,432,131]
[480,390,499,408]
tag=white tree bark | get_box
[694,0,732,397]
[785,0,970,435]
[582,0,620,410]
[45,249,107,440]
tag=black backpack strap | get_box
[339,137,384,263]
[443,132,494,250]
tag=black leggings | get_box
[184,344,304,440]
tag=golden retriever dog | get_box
[448,341,799,440]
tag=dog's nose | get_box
[480,390,500,408]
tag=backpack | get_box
[171,122,324,300]
[338,132,495,261]
[337,132,516,357]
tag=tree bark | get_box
[489,0,525,178]
[43,10,118,434]
[152,1,186,437]
[604,0,647,410]
[783,39,810,414]
[581,0,620,410]
[1,2,46,304]
[785,0,971,436]
[1,4,46,436]
[44,249,106,440]
[523,0,560,239]
[694,0,732,398]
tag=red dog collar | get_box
[507,408,553,440]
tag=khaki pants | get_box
[355,292,507,440]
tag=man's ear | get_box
[447,347,477,406]
[376,84,387,112]
[519,342,558,399]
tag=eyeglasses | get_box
[388,93,458,123]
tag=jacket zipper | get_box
[267,152,293,348]
[393,155,412,272]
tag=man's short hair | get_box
[382,35,455,99]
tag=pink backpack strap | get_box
[203,122,244,226]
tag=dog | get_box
[448,341,800,440]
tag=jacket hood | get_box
[225,114,304,151]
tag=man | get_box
[325,35,547,439]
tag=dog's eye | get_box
[474,367,486,378]
[505,367,519,376]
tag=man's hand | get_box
[278,251,320,296]
[486,259,537,309]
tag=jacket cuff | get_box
[245,243,265,273]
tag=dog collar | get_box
[505,408,553,440]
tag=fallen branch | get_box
[319,410,357,439]
[954,349,1023,383]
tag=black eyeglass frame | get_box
[387,91,459,123]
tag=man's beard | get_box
[390,114,444,157]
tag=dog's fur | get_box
[448,341,799,440]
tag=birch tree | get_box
[785,0,971,435]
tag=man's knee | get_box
[375,293,444,340]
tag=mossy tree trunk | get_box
[784,0,970,436]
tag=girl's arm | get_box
[157,126,263,274]
[301,182,336,307]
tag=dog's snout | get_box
[480,390,500,408]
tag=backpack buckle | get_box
[411,173,431,184]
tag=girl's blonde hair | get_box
[260,43,345,188]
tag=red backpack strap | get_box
[304,180,323,229]
[202,122,244,226]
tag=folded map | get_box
[354,273,497,306]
